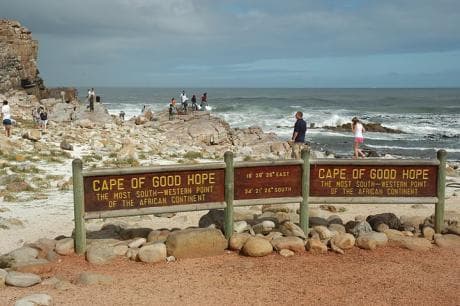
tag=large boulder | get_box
[434,234,460,248]
[5,271,41,287]
[331,233,355,250]
[279,222,306,239]
[271,236,305,253]
[357,232,388,250]
[366,213,401,231]
[228,233,251,251]
[165,228,227,259]
[345,220,373,237]
[242,237,273,257]
[85,244,116,264]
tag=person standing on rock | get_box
[191,95,198,111]
[291,111,307,159]
[89,88,95,112]
[352,117,366,159]
[39,108,48,132]
[201,92,208,109]
[169,98,178,120]
[180,90,188,113]
[1,100,12,137]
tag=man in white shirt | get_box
[1,100,12,137]
[180,90,188,113]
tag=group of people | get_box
[169,91,208,120]
[32,105,49,132]
[291,112,366,159]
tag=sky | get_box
[2,0,460,88]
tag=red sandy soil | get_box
[1,247,459,306]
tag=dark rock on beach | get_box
[325,122,404,134]
[366,213,401,231]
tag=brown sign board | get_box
[310,164,438,197]
[83,169,225,212]
[234,165,302,200]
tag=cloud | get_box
[1,0,460,86]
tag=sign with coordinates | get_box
[234,165,302,200]
[310,165,438,197]
[83,169,225,212]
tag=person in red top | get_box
[200,92,208,109]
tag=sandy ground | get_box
[1,246,459,306]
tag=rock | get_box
[309,217,328,227]
[13,259,53,274]
[120,227,152,240]
[135,115,148,125]
[271,237,305,253]
[327,215,343,225]
[252,220,275,234]
[313,226,334,240]
[356,236,377,250]
[5,271,41,287]
[434,234,460,248]
[14,293,52,306]
[166,228,227,259]
[305,239,328,254]
[279,249,295,257]
[358,232,388,247]
[331,233,355,250]
[60,139,73,151]
[85,244,116,264]
[77,119,95,129]
[0,268,7,287]
[394,237,433,251]
[328,224,346,233]
[198,209,224,230]
[22,130,41,141]
[138,243,167,263]
[228,233,251,251]
[128,237,147,248]
[384,229,405,240]
[147,230,170,243]
[262,204,291,214]
[366,213,401,231]
[422,226,435,241]
[55,237,74,255]
[77,272,113,285]
[113,244,129,256]
[279,222,306,239]
[154,212,176,218]
[400,215,425,230]
[233,221,249,233]
[242,237,273,257]
[126,248,139,261]
[376,223,389,233]
[8,246,39,264]
[447,225,460,236]
[345,220,373,237]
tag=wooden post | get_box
[224,151,234,240]
[435,150,447,233]
[72,159,86,254]
[300,148,310,235]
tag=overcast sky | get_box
[2,0,460,87]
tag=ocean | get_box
[78,88,460,162]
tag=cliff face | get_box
[0,19,45,93]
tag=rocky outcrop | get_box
[0,20,45,94]
[325,122,404,134]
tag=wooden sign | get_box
[83,169,225,212]
[234,165,302,200]
[310,165,438,197]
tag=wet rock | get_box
[198,209,224,230]
[309,217,328,227]
[345,220,373,237]
[242,237,273,257]
[229,233,252,251]
[366,213,401,231]
[279,221,306,239]
[5,271,41,287]
[14,293,52,306]
[271,237,305,253]
[327,215,343,225]
[138,243,167,263]
[305,239,328,254]
[166,228,227,259]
